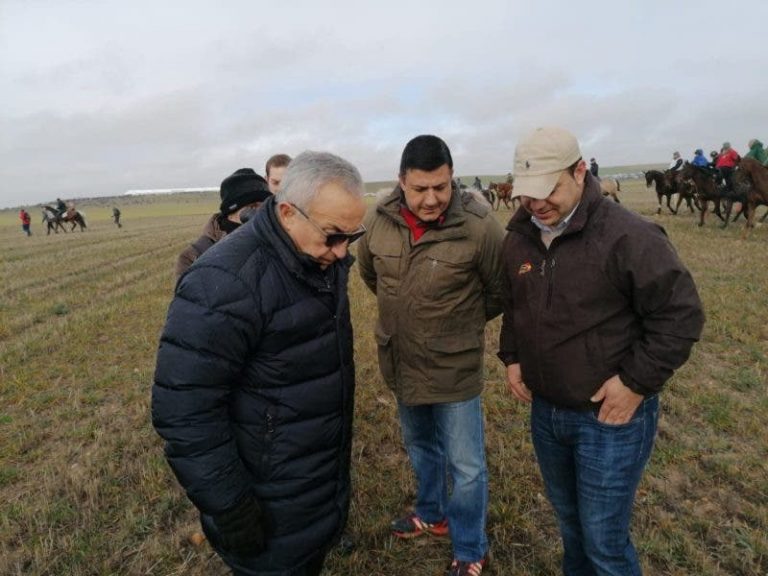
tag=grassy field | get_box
[1,181,766,575]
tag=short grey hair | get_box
[275,151,364,209]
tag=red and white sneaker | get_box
[390,512,449,539]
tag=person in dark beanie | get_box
[175,168,272,278]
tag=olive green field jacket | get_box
[356,188,505,405]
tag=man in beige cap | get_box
[497,127,704,575]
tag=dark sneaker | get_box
[391,512,449,539]
[446,557,487,576]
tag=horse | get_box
[43,205,87,232]
[598,178,621,203]
[678,163,736,227]
[41,206,68,235]
[62,208,87,231]
[489,182,515,210]
[644,170,694,215]
[480,187,495,207]
[734,157,768,233]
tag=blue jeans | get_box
[531,394,659,576]
[397,395,489,562]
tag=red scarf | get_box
[400,205,445,242]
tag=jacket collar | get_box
[377,185,468,242]
[251,196,351,290]
[506,172,604,241]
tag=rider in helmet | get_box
[715,142,740,193]
[745,138,768,166]
[691,149,709,167]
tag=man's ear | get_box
[276,201,295,229]
[574,160,588,185]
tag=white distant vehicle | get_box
[124,187,217,195]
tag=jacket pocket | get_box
[424,333,483,392]
[374,323,396,386]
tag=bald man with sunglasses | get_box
[153,151,366,576]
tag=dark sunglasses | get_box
[291,203,366,247]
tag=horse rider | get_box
[505,172,514,185]
[691,149,709,167]
[56,197,67,216]
[112,207,122,228]
[745,139,768,166]
[473,176,483,190]
[669,151,684,172]
[715,142,740,194]
[709,151,719,169]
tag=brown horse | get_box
[598,178,621,203]
[489,182,515,210]
[734,157,768,233]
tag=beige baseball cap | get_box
[512,127,582,200]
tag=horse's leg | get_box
[698,199,708,227]
[713,195,725,221]
[732,202,745,222]
[741,201,756,239]
[672,193,682,215]
[720,199,733,228]
[759,208,768,223]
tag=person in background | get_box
[153,151,367,576]
[19,208,32,236]
[589,157,599,177]
[669,151,684,172]
[499,126,704,576]
[691,148,709,167]
[744,139,768,166]
[357,135,504,576]
[265,153,292,194]
[715,142,740,194]
[112,207,122,228]
[175,168,271,278]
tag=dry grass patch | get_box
[1,185,766,575]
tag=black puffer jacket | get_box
[152,197,355,572]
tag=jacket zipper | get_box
[547,257,556,309]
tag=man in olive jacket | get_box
[499,127,704,575]
[153,151,366,576]
[357,135,503,576]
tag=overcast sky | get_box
[2,0,767,208]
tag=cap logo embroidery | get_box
[518,262,533,275]
[525,160,531,169]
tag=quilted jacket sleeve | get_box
[610,225,705,395]
[152,264,262,515]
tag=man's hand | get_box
[214,494,266,556]
[505,363,532,403]
[590,374,644,424]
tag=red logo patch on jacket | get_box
[518,262,533,275]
